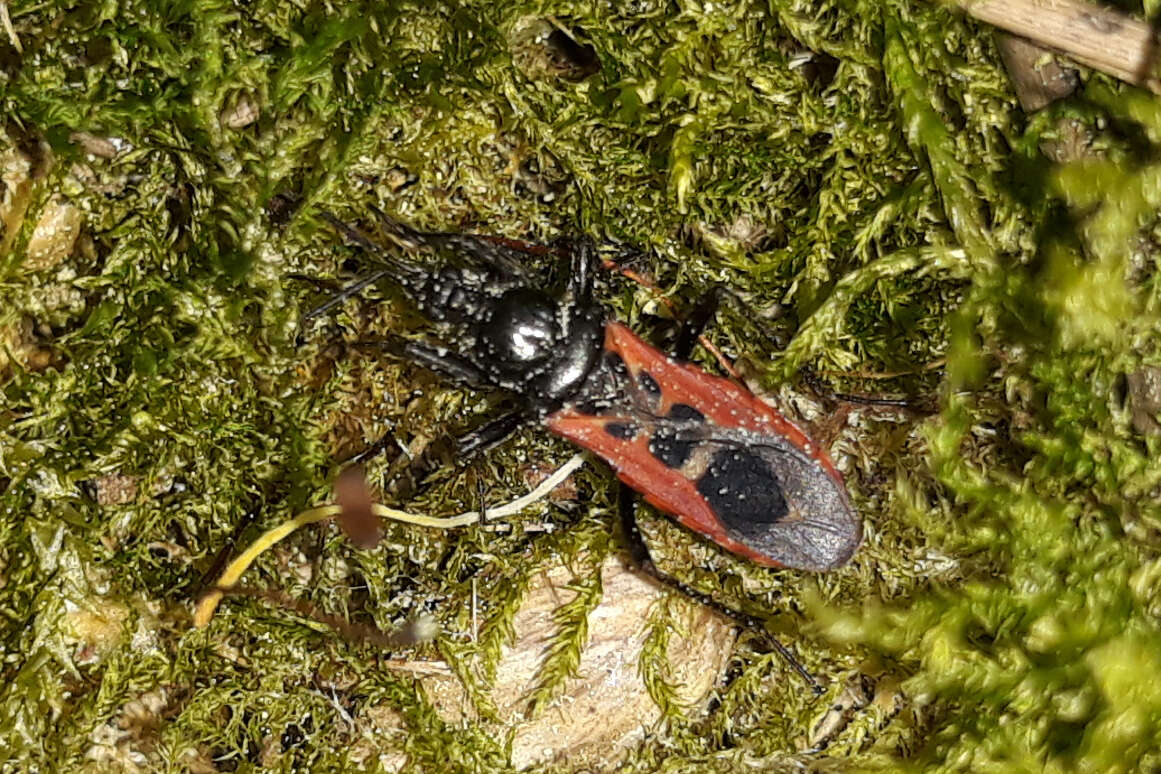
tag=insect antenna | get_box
[300,267,394,322]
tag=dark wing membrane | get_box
[691,432,860,571]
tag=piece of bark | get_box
[996,33,1080,111]
[424,555,736,769]
[963,0,1161,93]
[995,32,1093,162]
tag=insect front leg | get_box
[317,212,426,283]
[347,336,529,467]
[616,485,824,694]
[352,336,495,391]
[368,205,548,279]
[301,268,393,323]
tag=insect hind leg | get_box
[343,336,526,479]
[673,286,730,361]
[801,366,929,411]
[617,485,824,694]
[668,280,924,412]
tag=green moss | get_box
[3,0,1161,770]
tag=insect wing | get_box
[546,323,861,571]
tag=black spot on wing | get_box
[638,370,661,400]
[667,403,704,422]
[696,448,788,538]
[604,350,629,380]
[604,422,638,440]
[574,399,602,415]
[643,403,705,469]
[648,429,696,469]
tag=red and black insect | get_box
[309,210,861,680]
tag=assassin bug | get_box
[306,210,861,683]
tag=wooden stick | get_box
[961,0,1160,92]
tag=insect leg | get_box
[617,485,824,694]
[319,212,428,283]
[352,408,529,490]
[664,286,745,380]
[456,409,530,456]
[301,268,394,322]
[368,205,543,278]
[369,206,568,265]
[344,335,522,471]
[800,366,926,411]
[352,337,495,390]
[673,286,729,361]
[565,238,596,305]
[673,282,923,411]
[345,431,400,467]
[667,284,922,411]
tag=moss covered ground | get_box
[2,0,1161,771]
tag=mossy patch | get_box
[2,0,1160,771]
